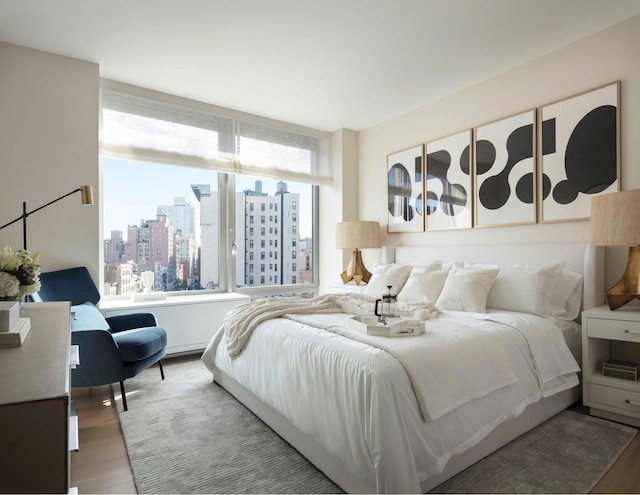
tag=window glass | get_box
[103,161,316,294]
[103,157,219,294]
[234,176,314,288]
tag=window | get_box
[101,82,325,296]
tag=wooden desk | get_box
[0,302,74,494]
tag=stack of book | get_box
[0,301,31,347]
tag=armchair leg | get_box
[159,360,165,380]
[119,381,128,411]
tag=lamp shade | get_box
[590,189,640,246]
[336,221,381,250]
[80,185,94,205]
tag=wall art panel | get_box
[540,81,620,222]
[474,109,537,227]
[387,145,424,233]
[425,130,472,231]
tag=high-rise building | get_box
[157,197,195,241]
[191,184,219,289]
[235,180,300,287]
[104,230,124,265]
[121,215,176,290]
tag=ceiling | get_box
[1,0,640,132]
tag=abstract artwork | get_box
[425,130,472,231]
[387,145,424,233]
[540,81,620,222]
[474,109,537,227]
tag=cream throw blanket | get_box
[224,293,438,357]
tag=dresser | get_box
[0,302,76,494]
[582,305,640,427]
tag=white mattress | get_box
[202,309,580,493]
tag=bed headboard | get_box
[392,243,605,310]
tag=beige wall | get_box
[0,42,100,279]
[357,14,640,288]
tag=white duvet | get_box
[201,306,580,494]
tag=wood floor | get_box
[70,356,640,494]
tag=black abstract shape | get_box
[541,173,552,200]
[516,173,535,204]
[426,150,468,217]
[414,155,422,184]
[478,124,533,210]
[425,190,438,215]
[475,140,496,175]
[541,118,556,155]
[388,163,414,221]
[552,105,617,204]
[460,145,471,175]
[540,118,557,200]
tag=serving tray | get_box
[349,315,425,338]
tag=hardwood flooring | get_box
[71,383,136,494]
[70,356,640,494]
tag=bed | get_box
[201,242,604,493]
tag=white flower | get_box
[0,246,42,299]
[0,271,20,298]
[0,251,21,271]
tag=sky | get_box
[103,158,313,242]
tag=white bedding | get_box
[201,306,580,493]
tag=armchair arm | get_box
[70,329,126,387]
[106,312,159,333]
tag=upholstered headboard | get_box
[392,243,604,310]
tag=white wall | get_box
[0,42,100,279]
[357,14,640,289]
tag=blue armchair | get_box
[32,266,167,411]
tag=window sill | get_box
[98,291,250,311]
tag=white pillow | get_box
[398,268,448,304]
[436,268,500,313]
[363,264,412,298]
[552,270,584,320]
[486,261,566,316]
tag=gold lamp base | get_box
[606,246,640,310]
[341,248,372,285]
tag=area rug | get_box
[432,408,637,494]
[115,357,637,494]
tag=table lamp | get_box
[590,189,640,310]
[336,221,381,285]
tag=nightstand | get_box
[582,305,640,427]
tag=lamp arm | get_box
[0,188,82,230]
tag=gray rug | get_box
[432,409,637,494]
[115,357,637,494]
[114,357,342,494]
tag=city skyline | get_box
[103,157,313,242]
